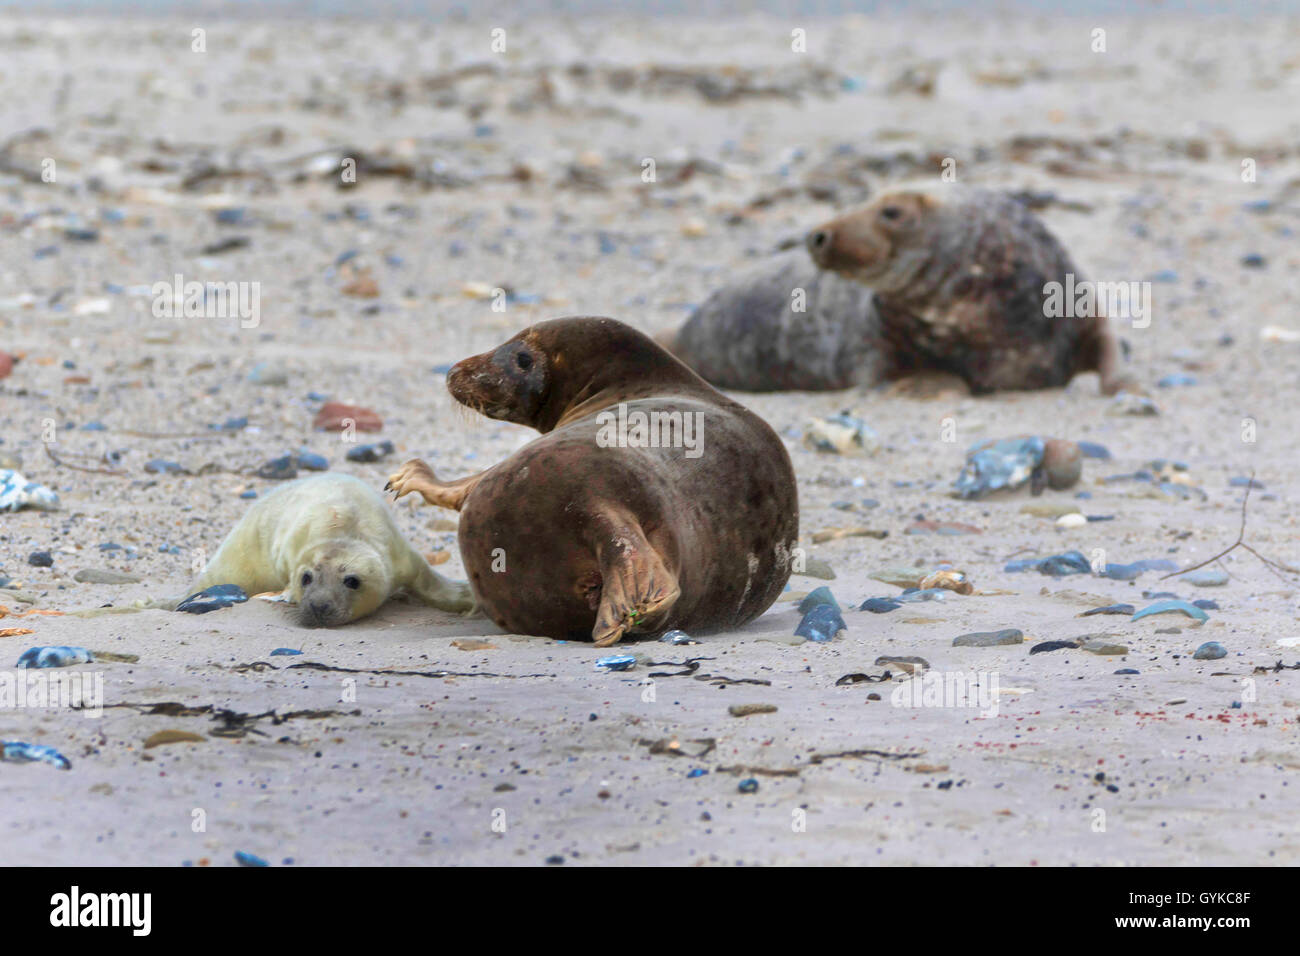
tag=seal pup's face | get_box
[447,329,550,428]
[806,190,938,284]
[289,541,391,627]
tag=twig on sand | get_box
[1160,470,1297,582]
[44,442,127,476]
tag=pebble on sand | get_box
[1180,568,1228,587]
[1079,637,1129,656]
[1132,599,1209,623]
[1081,603,1135,617]
[1193,641,1227,660]
[313,402,383,432]
[345,440,396,463]
[953,628,1023,647]
[1029,640,1078,654]
[795,604,847,642]
[797,586,839,614]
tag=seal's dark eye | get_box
[301,572,312,586]
[344,575,361,590]
[880,205,903,222]
[516,351,533,371]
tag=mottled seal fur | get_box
[661,185,1130,395]
[193,473,474,626]
[386,316,799,646]
[660,250,884,391]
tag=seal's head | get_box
[447,317,709,433]
[806,189,942,289]
[289,539,392,627]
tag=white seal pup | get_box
[193,473,474,626]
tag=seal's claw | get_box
[386,459,435,503]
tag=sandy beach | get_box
[2,7,1300,866]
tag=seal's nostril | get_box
[808,230,829,251]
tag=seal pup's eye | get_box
[343,575,361,590]
[516,351,533,371]
[879,205,904,222]
[301,572,313,586]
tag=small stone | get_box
[794,557,836,580]
[295,452,329,471]
[953,628,1023,647]
[1193,641,1227,660]
[345,441,395,463]
[269,648,303,656]
[870,566,928,589]
[797,586,839,614]
[860,597,902,613]
[341,274,380,298]
[728,703,777,717]
[1005,551,1090,576]
[795,604,846,642]
[1029,640,1078,655]
[1108,392,1159,417]
[1081,604,1136,617]
[256,455,298,481]
[1079,637,1129,656]
[737,778,759,794]
[1114,668,1140,675]
[1056,512,1087,529]
[73,568,143,585]
[313,403,383,432]
[1132,599,1209,623]
[1181,568,1228,587]
[27,551,53,567]
[247,361,288,386]
[874,655,930,674]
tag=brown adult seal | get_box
[386,316,799,646]
[660,185,1132,395]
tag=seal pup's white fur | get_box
[194,473,474,626]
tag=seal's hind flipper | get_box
[386,458,482,512]
[589,513,681,648]
[399,547,478,616]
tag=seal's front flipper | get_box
[589,512,680,648]
[385,458,482,512]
